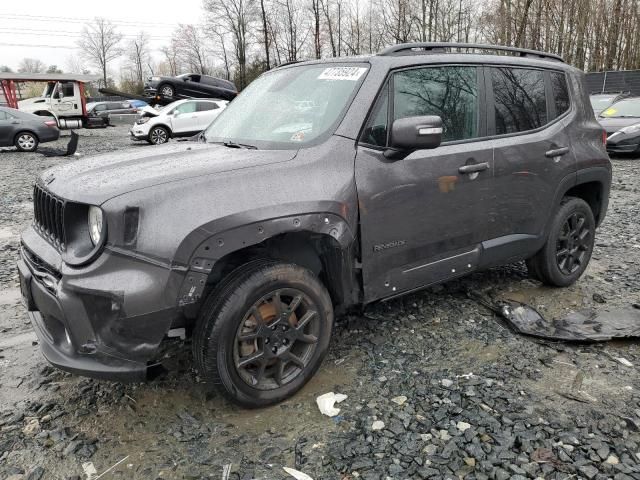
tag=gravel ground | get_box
[1,127,640,480]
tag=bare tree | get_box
[205,0,256,88]
[127,32,150,85]
[77,18,123,87]
[160,40,181,76]
[18,58,45,73]
[173,24,211,74]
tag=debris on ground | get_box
[283,466,314,480]
[316,392,347,417]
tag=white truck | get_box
[1,73,107,129]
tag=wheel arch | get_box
[150,123,173,137]
[14,129,39,143]
[174,212,361,317]
[563,167,611,227]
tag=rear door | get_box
[195,101,221,129]
[356,64,495,302]
[487,66,575,248]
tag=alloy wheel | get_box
[233,289,320,390]
[150,128,168,144]
[160,85,174,97]
[556,212,590,275]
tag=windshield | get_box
[600,98,640,118]
[590,95,616,108]
[204,64,368,149]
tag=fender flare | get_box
[173,211,355,307]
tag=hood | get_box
[139,105,160,117]
[17,97,47,112]
[41,143,297,205]
[598,116,640,134]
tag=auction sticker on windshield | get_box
[318,67,367,81]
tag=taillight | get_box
[602,130,608,145]
[43,120,57,127]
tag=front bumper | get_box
[129,127,149,141]
[19,226,181,382]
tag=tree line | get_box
[5,0,640,92]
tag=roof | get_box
[0,73,100,82]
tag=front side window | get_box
[204,64,368,149]
[360,83,389,147]
[393,66,479,142]
[173,102,197,115]
[492,67,547,134]
[61,82,75,97]
[552,72,570,118]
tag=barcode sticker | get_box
[318,67,367,81]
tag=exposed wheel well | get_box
[200,232,359,316]
[564,181,604,224]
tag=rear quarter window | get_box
[551,72,570,117]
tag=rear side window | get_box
[393,66,479,142]
[492,67,547,134]
[551,72,570,117]
[197,101,219,112]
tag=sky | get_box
[0,0,204,73]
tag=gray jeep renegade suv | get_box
[18,43,611,407]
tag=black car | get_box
[144,74,237,101]
[0,106,60,152]
[86,101,141,117]
[19,43,611,407]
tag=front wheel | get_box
[527,197,595,287]
[158,83,175,97]
[193,260,334,408]
[148,126,169,145]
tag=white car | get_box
[130,99,227,145]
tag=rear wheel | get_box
[159,83,175,97]
[148,126,169,145]
[15,132,38,152]
[193,260,334,408]
[527,197,595,287]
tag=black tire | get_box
[148,126,170,145]
[193,259,334,408]
[14,131,39,152]
[526,196,595,287]
[158,83,175,98]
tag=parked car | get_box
[18,43,611,408]
[86,101,139,118]
[597,97,640,135]
[129,100,149,110]
[590,92,627,116]
[144,74,237,101]
[129,99,227,144]
[0,106,59,152]
[606,122,640,154]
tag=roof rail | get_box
[377,42,565,63]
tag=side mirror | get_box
[173,111,180,117]
[385,115,442,159]
[56,91,64,100]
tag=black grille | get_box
[33,184,66,250]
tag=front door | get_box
[170,101,199,134]
[356,64,494,302]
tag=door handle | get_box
[545,146,570,158]
[458,162,490,174]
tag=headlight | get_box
[619,124,640,134]
[88,206,104,245]
[136,117,150,124]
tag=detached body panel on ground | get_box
[19,44,611,406]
